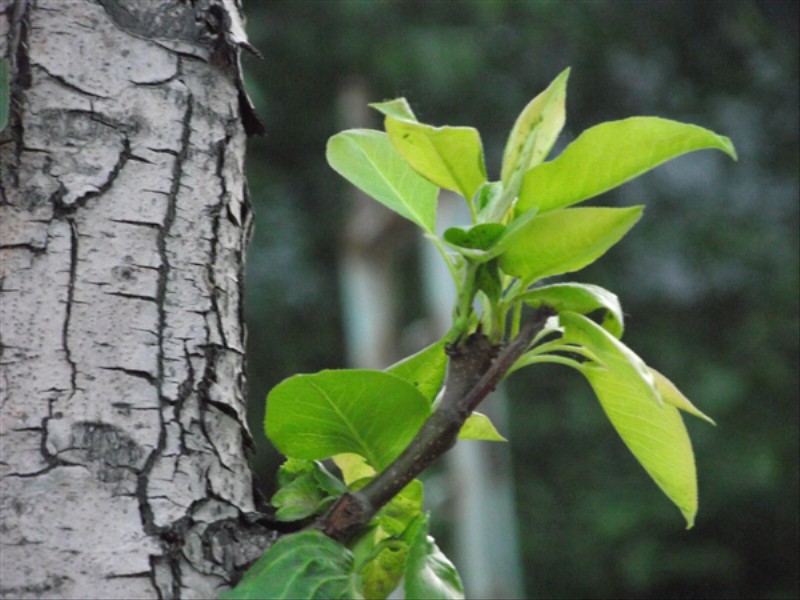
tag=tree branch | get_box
[319,305,556,543]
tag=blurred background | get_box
[240,1,799,598]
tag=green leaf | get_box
[385,116,487,200]
[266,370,431,471]
[473,181,504,217]
[377,480,424,537]
[520,282,625,338]
[350,480,425,599]
[582,366,698,528]
[387,340,447,403]
[499,206,643,284]
[651,368,716,426]
[271,460,348,521]
[458,412,507,442]
[370,97,417,121]
[501,68,569,184]
[271,476,331,522]
[272,467,326,521]
[403,514,465,600]
[332,453,376,486]
[220,531,360,600]
[442,224,508,263]
[443,223,507,251]
[475,259,503,304]
[560,313,698,527]
[517,116,738,214]
[360,541,409,600]
[327,130,438,233]
[559,311,659,406]
[276,457,316,487]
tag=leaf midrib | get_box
[306,377,381,469]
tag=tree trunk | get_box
[0,1,272,598]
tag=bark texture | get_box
[0,1,272,598]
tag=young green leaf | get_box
[385,117,487,201]
[651,368,716,426]
[559,311,659,406]
[475,259,503,305]
[220,531,359,600]
[276,457,318,487]
[559,313,698,527]
[359,541,409,600]
[327,130,438,233]
[370,97,417,121]
[333,453,376,486]
[443,223,507,251]
[271,474,332,521]
[441,223,508,263]
[403,514,465,600]
[498,206,643,284]
[377,479,424,537]
[387,339,447,403]
[581,366,698,528]
[520,282,625,338]
[266,370,431,471]
[517,116,738,214]
[458,412,507,442]
[271,459,346,521]
[351,481,424,598]
[473,181,504,217]
[501,68,570,183]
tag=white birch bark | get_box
[0,1,272,598]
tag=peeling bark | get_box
[0,1,273,598]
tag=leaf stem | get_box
[428,235,458,280]
[446,261,480,345]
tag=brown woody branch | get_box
[318,305,556,543]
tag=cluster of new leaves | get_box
[223,69,735,600]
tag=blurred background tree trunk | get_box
[0,1,272,598]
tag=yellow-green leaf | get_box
[518,117,737,214]
[458,412,507,442]
[378,480,424,537]
[521,282,625,338]
[560,313,698,528]
[582,365,698,528]
[333,453,376,486]
[370,97,417,121]
[385,117,487,200]
[498,206,643,284]
[327,130,438,233]
[651,368,716,426]
[360,542,408,600]
[501,68,569,183]
[560,311,660,406]
[387,339,447,403]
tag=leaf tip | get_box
[720,135,738,161]
[698,412,717,427]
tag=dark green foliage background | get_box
[241,1,798,598]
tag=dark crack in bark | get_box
[136,89,196,599]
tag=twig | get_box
[319,305,555,543]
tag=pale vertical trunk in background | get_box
[0,1,272,598]
[336,77,524,598]
[336,78,406,370]
[422,194,525,600]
